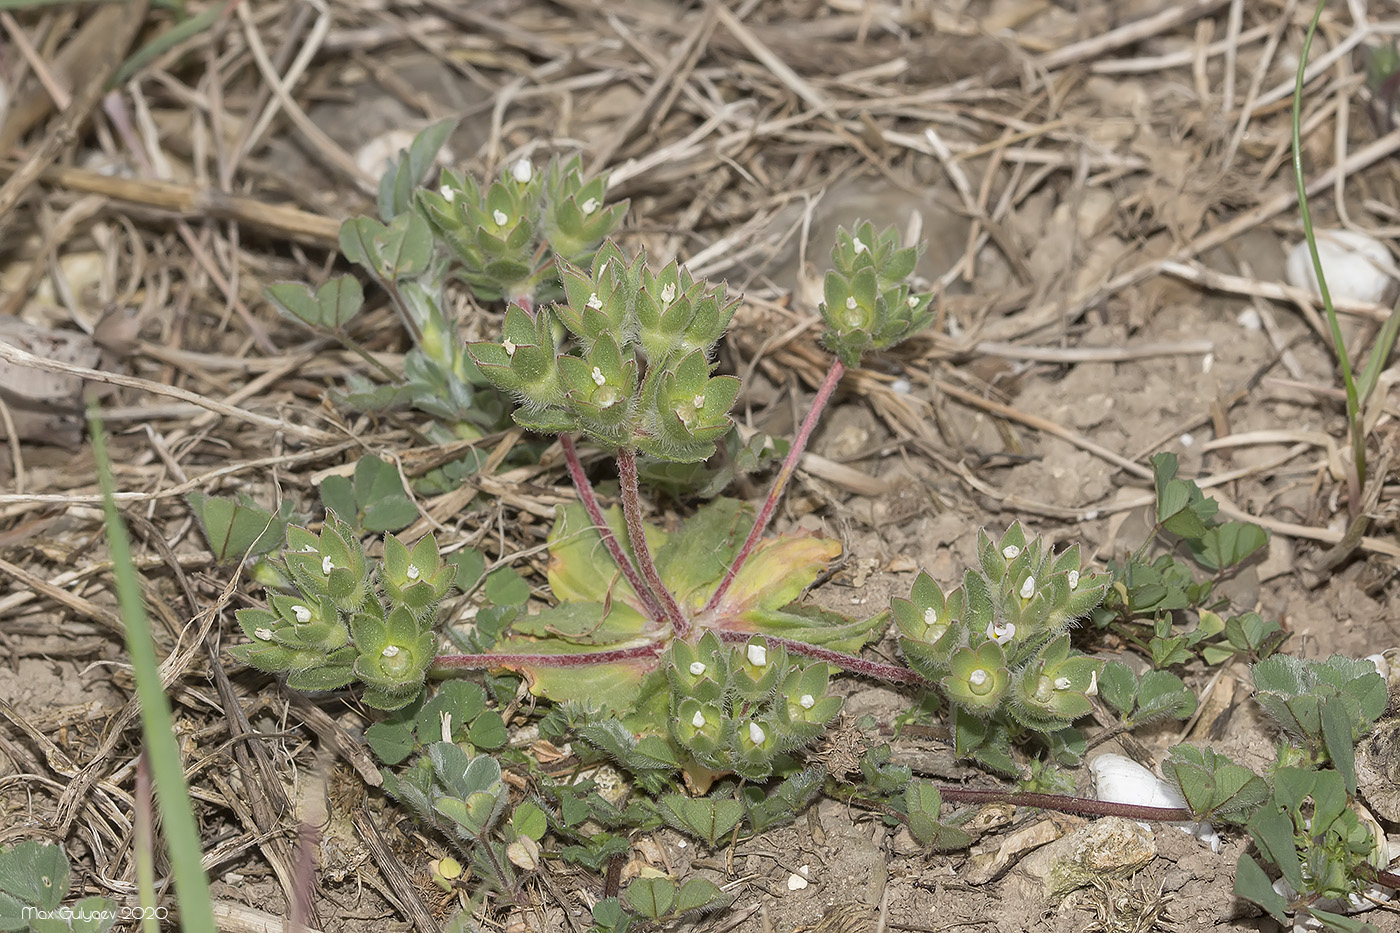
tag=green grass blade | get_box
[1356,305,1400,405]
[1293,0,1367,486]
[89,407,216,933]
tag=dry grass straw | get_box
[1,0,1399,927]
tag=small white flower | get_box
[1002,545,1021,560]
[747,643,767,667]
[853,237,867,254]
[512,159,532,183]
[254,627,274,641]
[493,209,509,226]
[986,620,1015,645]
[799,694,816,710]
[692,394,705,409]
[1020,576,1036,599]
[1086,670,1099,697]
[503,337,516,356]
[1053,676,1072,690]
[406,564,420,581]
[591,366,606,386]
[923,606,938,626]
[586,292,603,310]
[580,197,600,215]
[382,645,401,658]
[440,185,455,202]
[748,721,766,745]
[907,295,919,308]
[292,604,311,624]
[440,711,453,742]
[660,282,677,304]
[1180,433,1194,447]
[689,661,707,676]
[691,709,707,729]
[968,669,988,687]
[322,556,335,575]
[845,296,858,310]
[1067,570,1079,589]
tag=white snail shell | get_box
[1088,753,1221,852]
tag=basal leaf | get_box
[653,498,748,605]
[547,503,662,617]
[486,635,658,710]
[704,532,840,620]
[509,601,648,646]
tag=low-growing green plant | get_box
[265,121,630,450]
[1091,453,1281,670]
[1292,1,1400,520]
[0,842,116,933]
[222,137,1400,933]
[93,412,216,933]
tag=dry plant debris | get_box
[2,1,1400,932]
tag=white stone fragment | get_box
[1088,754,1219,851]
[1286,229,1399,305]
[1236,308,1262,331]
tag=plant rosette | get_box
[446,498,882,736]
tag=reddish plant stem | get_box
[1369,867,1400,890]
[704,358,845,615]
[935,787,1194,821]
[559,434,665,624]
[713,629,927,686]
[433,642,664,670]
[617,448,687,634]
